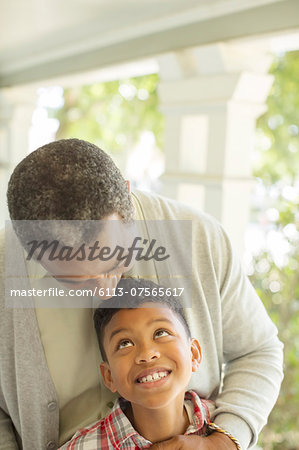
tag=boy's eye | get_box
[118,339,133,349]
[154,329,170,339]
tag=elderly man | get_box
[0,138,283,450]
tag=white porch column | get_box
[0,87,36,226]
[157,43,273,253]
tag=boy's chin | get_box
[129,393,186,411]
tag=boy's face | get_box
[100,304,201,410]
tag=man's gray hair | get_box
[7,138,135,247]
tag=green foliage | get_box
[255,51,299,185]
[50,74,164,167]
[250,50,299,449]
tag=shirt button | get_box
[46,441,57,450]
[47,401,57,412]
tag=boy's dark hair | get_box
[93,278,191,362]
[7,138,134,247]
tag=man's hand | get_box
[150,432,238,449]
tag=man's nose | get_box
[135,344,160,364]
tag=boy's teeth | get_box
[138,371,168,383]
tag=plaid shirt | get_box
[60,390,213,450]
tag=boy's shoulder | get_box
[59,398,134,449]
[59,415,106,449]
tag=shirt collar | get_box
[105,398,151,448]
[184,390,211,434]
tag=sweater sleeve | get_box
[212,225,284,449]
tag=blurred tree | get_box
[250,50,299,449]
[49,74,164,171]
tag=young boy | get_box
[60,278,240,449]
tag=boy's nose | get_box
[135,346,160,364]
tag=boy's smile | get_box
[135,367,170,384]
[100,304,201,411]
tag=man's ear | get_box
[190,338,202,372]
[100,362,117,393]
[125,180,131,193]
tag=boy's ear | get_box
[190,338,202,372]
[125,180,131,193]
[100,362,117,393]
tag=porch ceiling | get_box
[0,0,299,87]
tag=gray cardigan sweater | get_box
[0,191,283,450]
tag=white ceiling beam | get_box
[0,0,298,87]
